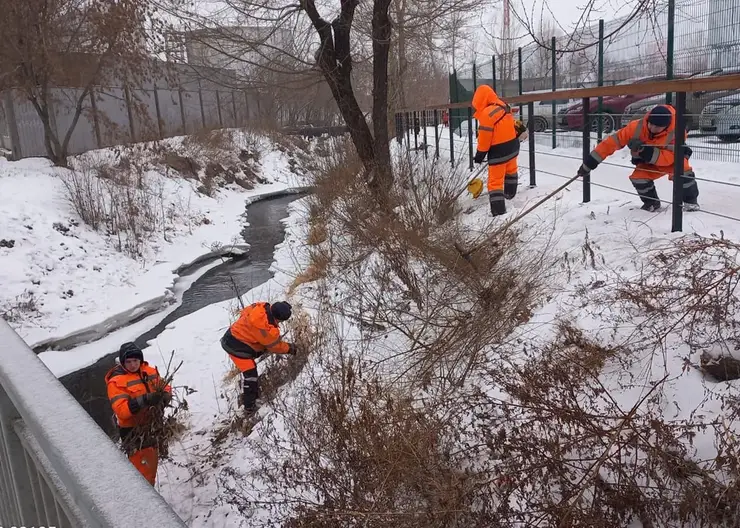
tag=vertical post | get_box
[472,63,478,135]
[666,0,675,105]
[243,91,250,124]
[413,111,418,149]
[581,97,591,203]
[89,88,102,149]
[467,107,474,171]
[395,113,402,145]
[405,112,411,146]
[123,85,136,142]
[215,91,224,128]
[598,20,604,141]
[492,55,497,92]
[518,47,523,117]
[178,89,187,134]
[197,84,206,129]
[528,101,536,187]
[451,69,459,139]
[422,111,428,158]
[671,91,686,232]
[3,91,22,160]
[449,106,455,166]
[231,91,238,128]
[152,84,164,139]
[433,109,439,159]
[0,387,37,523]
[551,36,557,149]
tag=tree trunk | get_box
[371,0,394,197]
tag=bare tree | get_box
[0,0,165,166]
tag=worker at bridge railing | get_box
[106,342,172,485]
[577,104,700,212]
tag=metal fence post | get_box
[215,91,224,128]
[422,111,428,158]
[472,63,478,136]
[123,85,136,142]
[551,36,557,149]
[395,112,402,145]
[433,109,439,158]
[598,20,604,141]
[528,101,536,187]
[197,84,206,129]
[413,111,418,150]
[666,0,675,105]
[152,84,164,139]
[518,47,523,116]
[0,386,37,523]
[671,91,686,232]
[243,91,250,124]
[178,89,187,134]
[492,55,497,92]
[3,92,22,160]
[581,98,591,203]
[231,91,238,127]
[467,107,473,171]
[405,112,411,147]
[449,106,455,166]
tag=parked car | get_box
[623,68,740,129]
[561,74,690,133]
[509,90,579,132]
[699,92,740,142]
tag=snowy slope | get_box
[138,127,740,526]
[0,131,305,349]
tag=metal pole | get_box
[467,107,474,171]
[449,106,455,166]
[518,47,523,117]
[472,63,478,135]
[528,101,536,187]
[551,36,557,149]
[422,111,428,158]
[492,55,497,92]
[666,0,675,105]
[152,84,164,139]
[671,91,686,232]
[433,109,439,158]
[405,112,411,147]
[581,97,591,203]
[598,20,604,141]
[413,111,418,150]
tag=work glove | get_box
[287,343,297,356]
[144,392,164,406]
[627,139,643,152]
[473,150,487,164]
[637,146,657,164]
[577,165,591,178]
[162,392,172,406]
[684,146,693,159]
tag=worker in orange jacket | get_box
[471,84,521,217]
[106,342,172,485]
[220,301,295,413]
[578,104,699,212]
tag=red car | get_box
[561,74,690,133]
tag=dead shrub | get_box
[1,290,39,323]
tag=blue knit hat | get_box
[647,105,672,128]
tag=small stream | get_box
[59,193,304,438]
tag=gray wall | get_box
[2,72,265,160]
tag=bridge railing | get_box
[0,320,187,528]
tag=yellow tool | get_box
[467,178,484,199]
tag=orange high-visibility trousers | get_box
[129,446,158,485]
[487,158,519,192]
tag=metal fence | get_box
[0,320,187,528]
[0,63,268,161]
[450,0,740,163]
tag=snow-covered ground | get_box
[0,131,305,353]
[117,126,740,525]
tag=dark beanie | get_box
[119,342,144,364]
[647,105,672,128]
[270,301,292,321]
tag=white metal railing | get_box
[0,320,187,528]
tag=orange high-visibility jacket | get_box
[229,302,290,355]
[106,362,171,429]
[589,105,687,169]
[471,85,519,164]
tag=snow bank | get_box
[136,127,740,525]
[0,131,308,350]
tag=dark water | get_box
[59,193,304,438]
